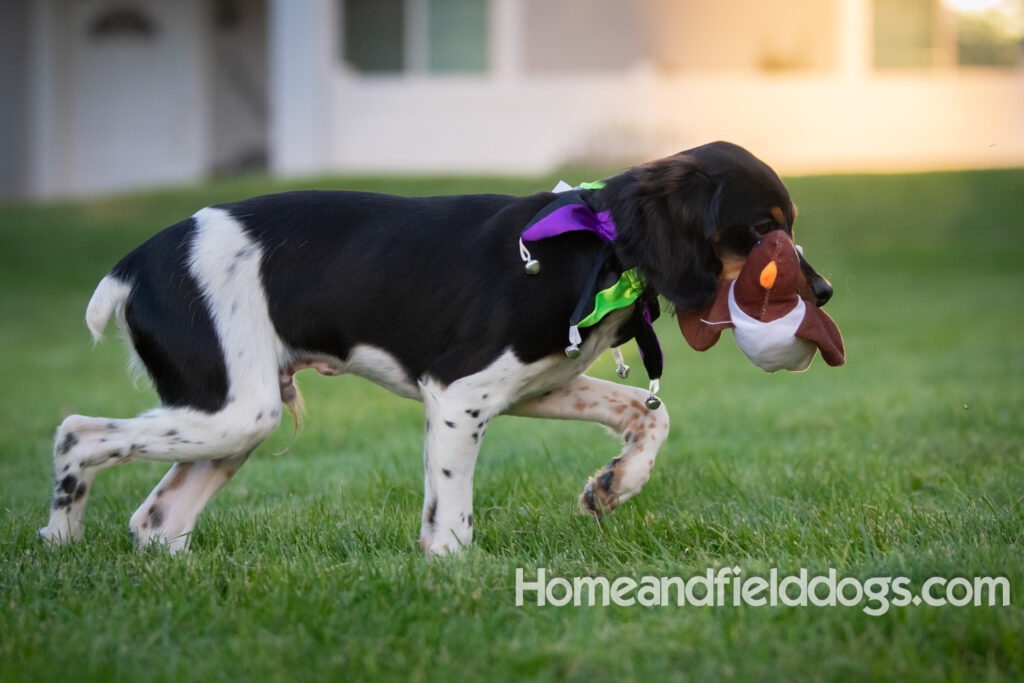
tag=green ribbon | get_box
[577,268,644,328]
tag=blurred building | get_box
[2,0,1022,199]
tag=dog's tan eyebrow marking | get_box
[770,206,785,224]
[720,256,745,281]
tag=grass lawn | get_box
[0,168,1022,682]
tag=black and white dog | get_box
[40,141,833,555]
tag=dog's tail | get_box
[85,275,132,343]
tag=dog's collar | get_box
[517,185,663,408]
[520,188,616,244]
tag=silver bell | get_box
[565,325,582,359]
[611,347,629,379]
[644,379,661,410]
[524,259,541,275]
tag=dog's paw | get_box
[579,470,618,518]
[419,529,470,557]
[37,522,75,547]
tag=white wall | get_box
[325,68,1024,176]
[317,0,1024,177]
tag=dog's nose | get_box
[813,277,833,307]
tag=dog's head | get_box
[603,141,833,314]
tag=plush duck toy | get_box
[678,230,845,372]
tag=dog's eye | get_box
[752,221,774,235]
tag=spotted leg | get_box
[128,453,250,554]
[506,374,670,517]
[418,377,507,556]
[39,402,279,546]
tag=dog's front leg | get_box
[417,380,492,556]
[507,374,670,517]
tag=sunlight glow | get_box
[944,0,1004,12]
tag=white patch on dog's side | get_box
[189,207,286,411]
[344,346,422,399]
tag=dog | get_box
[39,141,833,556]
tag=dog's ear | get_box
[608,154,723,313]
[677,279,733,350]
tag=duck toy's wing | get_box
[795,303,845,366]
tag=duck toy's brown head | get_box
[678,230,845,372]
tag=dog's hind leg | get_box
[506,374,670,518]
[128,453,250,553]
[39,401,280,547]
[41,204,288,548]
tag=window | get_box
[342,0,405,73]
[341,0,488,75]
[873,0,1024,69]
[952,0,1024,67]
[428,0,488,72]
[873,0,937,68]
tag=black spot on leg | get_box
[442,468,452,478]
[467,514,473,528]
[148,505,164,529]
[465,409,480,418]
[425,419,431,433]
[472,432,479,443]
[481,394,489,399]
[477,421,485,429]
[445,420,456,429]
[52,495,72,510]
[256,411,264,421]
[59,475,77,494]
[73,482,87,502]
[426,499,437,527]
[164,429,178,437]
[62,464,70,472]
[598,469,615,492]
[59,432,78,456]
[107,422,118,430]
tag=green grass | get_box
[1,168,1022,682]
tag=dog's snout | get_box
[813,277,833,307]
